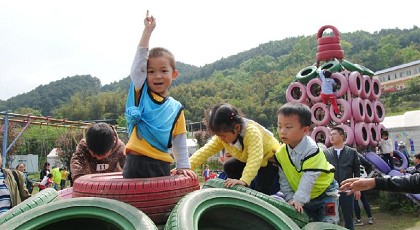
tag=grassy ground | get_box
[351,205,420,230]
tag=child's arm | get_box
[130,10,156,89]
[290,171,321,213]
[278,168,295,202]
[171,133,197,178]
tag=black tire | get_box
[0,197,157,230]
[202,178,309,228]
[0,188,58,225]
[73,172,200,224]
[302,222,348,230]
[165,188,301,230]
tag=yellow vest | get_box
[275,144,335,199]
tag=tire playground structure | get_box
[0,176,353,229]
[71,172,200,225]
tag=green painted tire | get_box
[340,59,364,73]
[361,65,375,77]
[302,222,348,230]
[0,188,58,225]
[296,66,318,84]
[0,197,157,230]
[318,60,342,72]
[202,178,309,228]
[165,188,300,230]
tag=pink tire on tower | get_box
[372,100,385,123]
[311,102,330,126]
[367,123,379,146]
[286,82,308,104]
[348,71,363,96]
[354,122,369,147]
[331,72,348,98]
[311,126,331,147]
[306,78,322,103]
[369,77,382,100]
[337,124,354,146]
[376,123,386,139]
[360,75,372,99]
[351,98,365,122]
[330,98,351,124]
[363,99,374,123]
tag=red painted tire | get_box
[363,99,374,123]
[316,50,344,62]
[369,77,382,100]
[306,78,322,103]
[311,126,331,147]
[351,98,365,122]
[364,152,391,174]
[317,44,343,53]
[318,36,340,45]
[72,172,200,224]
[337,124,354,146]
[286,82,308,103]
[367,123,379,146]
[311,102,330,126]
[360,75,372,99]
[348,71,363,96]
[330,98,351,124]
[372,100,385,123]
[354,122,369,147]
[317,25,341,45]
[331,72,348,97]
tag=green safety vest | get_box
[275,144,335,199]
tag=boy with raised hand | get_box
[123,11,196,179]
[274,102,339,223]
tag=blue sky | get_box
[0,0,418,100]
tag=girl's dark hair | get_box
[43,162,50,170]
[86,122,116,155]
[207,103,243,133]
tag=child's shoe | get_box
[354,219,364,226]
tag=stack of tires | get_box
[286,25,385,149]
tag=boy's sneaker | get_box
[368,217,374,224]
[354,219,364,226]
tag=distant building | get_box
[382,110,420,155]
[375,59,420,92]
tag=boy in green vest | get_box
[274,102,339,223]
